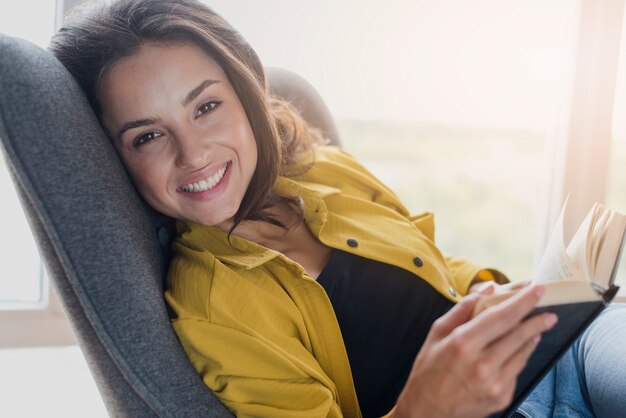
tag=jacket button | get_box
[412,256,424,267]
[347,238,359,248]
[448,287,457,297]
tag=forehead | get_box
[99,41,229,128]
[103,41,226,88]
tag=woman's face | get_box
[100,42,258,229]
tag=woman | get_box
[49,0,625,417]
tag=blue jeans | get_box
[516,303,626,418]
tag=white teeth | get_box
[181,163,228,193]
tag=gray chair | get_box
[0,33,340,417]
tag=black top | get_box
[317,249,455,418]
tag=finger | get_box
[469,281,496,295]
[455,284,545,351]
[479,283,496,295]
[497,330,544,387]
[499,280,531,293]
[469,334,543,414]
[484,312,558,369]
[429,293,481,339]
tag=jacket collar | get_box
[175,220,280,269]
[174,175,340,270]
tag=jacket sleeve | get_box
[171,318,345,418]
[409,211,508,295]
[444,255,509,295]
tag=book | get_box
[475,200,626,418]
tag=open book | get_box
[479,200,626,418]
[476,200,625,314]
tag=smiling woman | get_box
[41,1,626,417]
[100,43,259,228]
[3,0,626,417]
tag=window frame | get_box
[0,281,77,348]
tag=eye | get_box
[133,131,163,148]
[195,101,221,117]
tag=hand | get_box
[392,284,558,418]
[469,280,532,318]
[468,279,530,296]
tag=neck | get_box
[219,205,301,253]
[217,204,331,280]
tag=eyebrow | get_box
[183,79,221,106]
[115,79,221,142]
[116,118,158,143]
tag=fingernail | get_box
[534,334,541,344]
[544,313,558,328]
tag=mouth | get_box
[179,162,230,193]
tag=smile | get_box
[180,162,229,193]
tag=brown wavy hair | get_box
[49,0,324,229]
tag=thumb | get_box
[430,293,481,339]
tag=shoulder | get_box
[288,145,408,214]
[289,145,387,189]
[165,222,217,320]
[291,145,367,174]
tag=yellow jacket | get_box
[165,146,505,418]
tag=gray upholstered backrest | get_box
[0,34,339,417]
[0,33,227,417]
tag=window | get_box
[210,0,578,281]
[0,1,105,416]
[0,153,42,307]
[607,2,626,287]
[0,1,54,310]
[0,0,77,344]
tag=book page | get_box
[533,201,583,284]
[472,200,623,318]
[590,209,626,287]
[536,281,600,307]
[566,203,626,287]
[565,203,601,282]
[588,208,610,279]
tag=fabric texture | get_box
[517,303,626,418]
[317,249,455,418]
[166,145,506,418]
[0,33,231,417]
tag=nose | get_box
[174,131,210,169]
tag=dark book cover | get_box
[491,285,619,418]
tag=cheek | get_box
[244,136,259,166]
[239,123,258,170]
[123,156,170,203]
[248,141,259,175]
